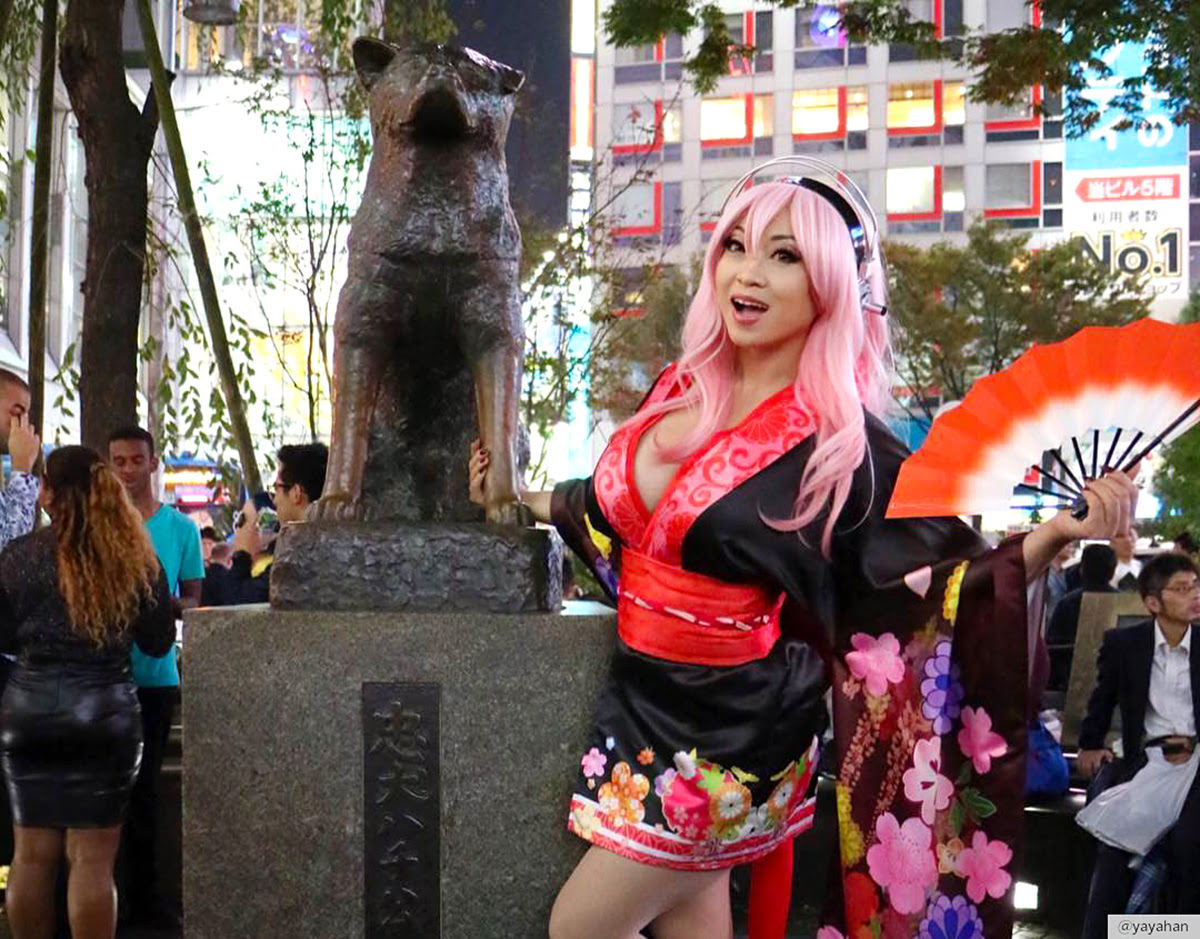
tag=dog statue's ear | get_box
[353,37,397,91]
[497,63,524,95]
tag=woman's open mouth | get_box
[730,296,769,325]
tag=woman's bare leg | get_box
[549,846,731,939]
[649,870,733,939]
[64,825,122,939]
[6,826,64,939]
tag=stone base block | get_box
[270,521,562,613]
[182,603,615,939]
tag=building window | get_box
[754,94,773,137]
[614,43,657,66]
[614,34,684,83]
[986,0,1030,32]
[611,180,662,237]
[943,82,966,126]
[792,88,841,137]
[887,166,941,218]
[701,94,773,156]
[612,102,659,150]
[1042,161,1063,228]
[888,82,939,131]
[702,96,751,144]
[791,86,868,151]
[889,0,946,62]
[985,161,1042,225]
[887,165,965,233]
[727,12,773,75]
[700,177,738,232]
[794,4,866,68]
[612,101,682,157]
[943,165,965,230]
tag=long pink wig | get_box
[631,181,892,555]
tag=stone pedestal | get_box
[270,521,562,613]
[182,603,614,939]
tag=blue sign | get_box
[1065,43,1187,172]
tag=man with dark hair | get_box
[0,368,41,549]
[214,443,328,605]
[1045,543,1118,693]
[1078,553,1200,935]
[107,425,203,928]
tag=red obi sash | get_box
[617,550,783,666]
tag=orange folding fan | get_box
[886,318,1200,518]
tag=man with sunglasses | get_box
[1079,553,1200,934]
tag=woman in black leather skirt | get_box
[0,446,173,939]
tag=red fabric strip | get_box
[617,549,782,666]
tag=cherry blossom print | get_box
[957,831,1013,903]
[580,747,607,778]
[846,633,907,697]
[866,812,938,915]
[957,707,1008,775]
[903,736,954,824]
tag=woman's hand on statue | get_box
[469,439,489,507]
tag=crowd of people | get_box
[0,365,328,938]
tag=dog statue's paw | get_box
[307,492,365,522]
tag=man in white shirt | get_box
[1078,553,1200,935]
[1109,526,1142,590]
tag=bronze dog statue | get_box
[311,37,526,526]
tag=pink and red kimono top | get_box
[551,366,1031,938]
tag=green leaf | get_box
[956,761,973,786]
[964,788,997,819]
[950,798,965,837]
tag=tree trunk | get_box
[27,0,56,433]
[59,0,160,452]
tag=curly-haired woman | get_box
[0,445,173,939]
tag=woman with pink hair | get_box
[472,167,1135,938]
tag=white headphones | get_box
[718,156,889,316]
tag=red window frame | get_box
[612,100,665,155]
[792,87,849,143]
[888,79,945,137]
[729,11,756,75]
[887,165,944,222]
[701,94,756,149]
[983,160,1042,219]
[612,180,663,237]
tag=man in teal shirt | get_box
[109,426,203,928]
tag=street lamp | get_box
[182,1,239,25]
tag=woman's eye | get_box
[773,249,799,263]
[722,236,745,253]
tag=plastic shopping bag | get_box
[1076,749,1200,856]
